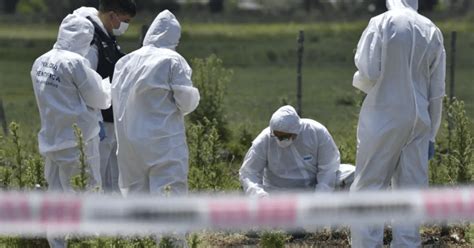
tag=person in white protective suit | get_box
[112,10,199,196]
[31,14,111,248]
[239,105,355,197]
[73,0,136,193]
[350,0,445,247]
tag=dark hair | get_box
[99,0,137,17]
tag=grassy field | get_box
[0,19,473,248]
[0,20,473,144]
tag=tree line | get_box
[1,1,473,21]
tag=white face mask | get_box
[276,138,293,148]
[113,22,129,36]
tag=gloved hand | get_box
[428,141,435,160]
[99,121,106,141]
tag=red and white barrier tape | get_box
[0,187,473,236]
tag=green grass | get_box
[0,20,473,144]
[0,20,472,248]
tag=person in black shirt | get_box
[73,0,136,193]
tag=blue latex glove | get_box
[428,141,435,160]
[99,121,106,141]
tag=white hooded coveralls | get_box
[31,13,111,188]
[239,106,340,197]
[112,10,200,195]
[350,0,445,247]
[31,14,111,248]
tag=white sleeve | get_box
[171,85,200,115]
[429,30,446,101]
[170,57,200,114]
[428,30,446,142]
[353,18,382,93]
[84,44,99,71]
[315,128,340,191]
[71,59,111,109]
[239,140,268,196]
[429,98,443,142]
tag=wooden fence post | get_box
[296,30,304,116]
[0,98,7,136]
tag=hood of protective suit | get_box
[386,0,418,10]
[73,7,109,36]
[73,6,98,19]
[53,14,94,57]
[143,10,181,49]
[269,105,302,134]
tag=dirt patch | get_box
[200,225,472,247]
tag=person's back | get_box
[350,1,445,247]
[113,46,190,166]
[31,13,111,248]
[352,0,445,192]
[31,14,111,155]
[112,10,199,193]
[361,3,444,128]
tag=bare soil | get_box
[202,225,472,247]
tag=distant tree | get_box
[371,0,438,13]
[209,0,224,13]
[84,0,99,8]
[419,0,438,12]
[450,0,472,14]
[4,0,20,14]
[303,0,324,13]
[374,0,386,12]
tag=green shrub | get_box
[9,122,26,189]
[187,118,240,191]
[189,54,233,142]
[70,124,89,191]
[447,99,473,183]
[259,230,288,248]
[17,0,47,15]
[188,233,201,248]
[27,155,46,189]
[429,98,473,185]
[158,237,174,248]
[0,131,12,189]
[226,124,255,162]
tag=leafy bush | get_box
[187,117,240,191]
[447,99,473,183]
[429,98,473,185]
[17,0,47,15]
[0,122,45,190]
[226,124,254,162]
[186,55,243,191]
[189,54,233,142]
[10,122,26,188]
[70,124,89,191]
[259,230,288,248]
[188,233,201,248]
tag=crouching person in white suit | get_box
[111,10,199,247]
[239,105,354,197]
[31,14,111,248]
